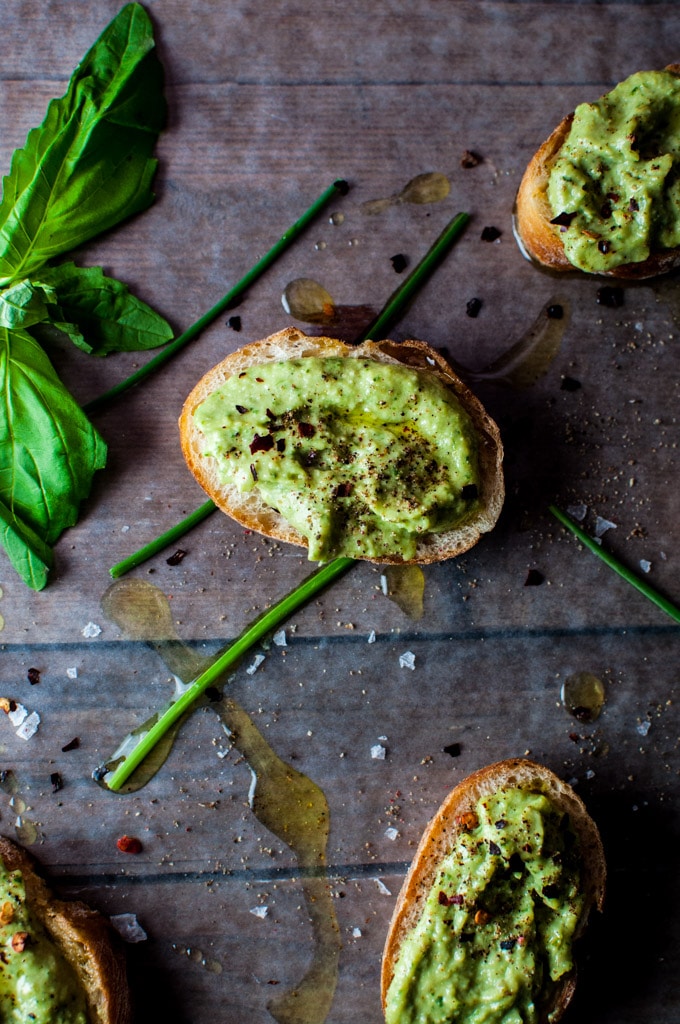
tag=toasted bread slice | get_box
[381,758,606,1023]
[0,836,132,1024]
[179,327,504,564]
[515,65,680,279]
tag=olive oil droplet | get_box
[281,278,336,324]
[328,211,345,225]
[561,672,605,723]
[383,565,425,620]
[398,171,451,205]
[471,298,570,389]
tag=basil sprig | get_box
[0,3,171,590]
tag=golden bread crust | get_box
[514,64,680,279]
[380,758,606,1022]
[179,327,504,564]
[0,836,132,1024]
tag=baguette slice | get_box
[0,836,132,1024]
[381,758,606,1023]
[515,64,680,279]
[179,327,504,564]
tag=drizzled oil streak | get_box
[361,172,451,215]
[467,298,570,389]
[382,565,425,620]
[100,579,340,1024]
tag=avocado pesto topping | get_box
[193,356,481,561]
[0,859,89,1023]
[385,788,585,1024]
[547,69,680,272]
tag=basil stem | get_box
[109,210,471,577]
[104,556,355,790]
[549,505,680,624]
[84,179,349,415]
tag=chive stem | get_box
[84,179,349,416]
[108,210,471,578]
[549,504,680,625]
[105,556,354,790]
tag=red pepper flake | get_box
[460,150,482,168]
[455,811,479,832]
[61,737,79,752]
[438,891,464,906]
[27,668,40,686]
[235,404,248,414]
[524,569,545,586]
[11,932,29,952]
[474,908,492,926]
[166,549,187,566]
[227,315,242,331]
[250,433,275,455]
[466,297,482,318]
[116,835,143,854]
[549,211,576,228]
[50,772,63,793]
[333,482,353,498]
[481,226,501,242]
[298,422,316,438]
[443,742,461,757]
[488,840,501,856]
[390,253,408,273]
[276,438,286,453]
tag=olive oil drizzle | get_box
[469,298,570,389]
[99,578,341,1023]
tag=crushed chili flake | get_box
[390,253,408,273]
[276,438,286,452]
[524,569,545,586]
[227,315,242,331]
[50,772,63,793]
[481,226,501,242]
[11,931,29,952]
[0,902,14,925]
[117,835,143,854]
[438,891,464,906]
[466,297,482,318]
[334,482,353,498]
[249,433,275,454]
[460,149,482,168]
[488,841,501,856]
[549,211,576,227]
[298,422,316,438]
[166,549,187,566]
[27,668,40,686]
[235,404,248,414]
[443,742,461,757]
[61,737,79,752]
[474,908,492,926]
[629,197,639,212]
[456,811,479,832]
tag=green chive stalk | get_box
[549,505,680,624]
[85,180,349,416]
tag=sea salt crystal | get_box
[110,914,147,943]
[639,559,652,573]
[66,667,78,679]
[380,574,388,595]
[636,720,651,736]
[250,906,268,919]
[371,744,386,760]
[367,630,376,644]
[352,927,362,938]
[246,654,265,675]
[565,504,587,522]
[8,704,28,727]
[384,827,399,841]
[594,516,616,538]
[273,630,287,647]
[82,622,102,638]
[374,879,392,896]
[399,651,416,670]
[16,711,40,740]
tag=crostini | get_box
[180,327,504,564]
[381,759,606,1024]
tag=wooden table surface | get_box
[1,2,679,1021]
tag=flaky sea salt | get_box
[639,559,652,573]
[384,827,399,841]
[399,651,416,670]
[565,504,587,522]
[81,622,102,638]
[374,879,392,896]
[594,516,616,538]
[367,630,376,644]
[636,719,651,736]
[8,704,28,727]
[110,914,147,943]
[16,711,40,740]
[250,906,268,919]
[273,630,287,647]
[352,927,362,938]
[66,667,78,679]
[246,654,265,675]
[371,744,386,760]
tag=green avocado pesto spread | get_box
[385,788,585,1024]
[547,69,680,272]
[0,859,89,1023]
[193,356,481,561]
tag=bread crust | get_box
[380,758,606,1022]
[0,836,132,1024]
[179,327,504,564]
[515,64,680,279]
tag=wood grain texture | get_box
[0,2,678,1022]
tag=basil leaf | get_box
[0,327,107,587]
[36,261,173,355]
[0,280,52,329]
[0,3,165,284]
[0,496,53,591]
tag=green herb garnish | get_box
[1,4,171,590]
[549,504,680,624]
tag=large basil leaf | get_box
[36,261,173,355]
[0,326,107,589]
[0,3,165,285]
[0,496,53,591]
